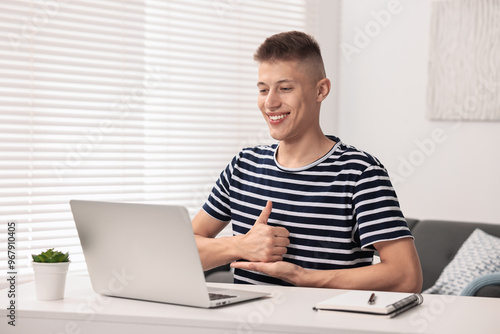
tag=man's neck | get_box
[276,133,336,169]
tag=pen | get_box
[368,293,376,305]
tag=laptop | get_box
[70,200,270,308]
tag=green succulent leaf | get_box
[32,248,70,263]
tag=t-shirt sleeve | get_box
[353,164,412,249]
[201,155,237,222]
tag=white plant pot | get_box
[32,262,70,301]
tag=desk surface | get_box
[1,275,499,334]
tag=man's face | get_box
[257,60,320,142]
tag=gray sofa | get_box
[206,219,500,297]
[409,219,500,297]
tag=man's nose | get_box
[265,89,281,110]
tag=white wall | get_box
[315,0,341,136]
[334,0,500,224]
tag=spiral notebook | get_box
[313,291,423,318]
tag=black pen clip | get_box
[368,293,376,305]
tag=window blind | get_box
[0,0,318,287]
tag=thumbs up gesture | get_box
[239,201,290,262]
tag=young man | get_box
[192,31,422,292]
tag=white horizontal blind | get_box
[0,0,317,287]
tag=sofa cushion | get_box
[412,220,500,291]
[475,284,500,297]
[459,272,500,296]
[423,229,500,295]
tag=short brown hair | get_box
[254,31,326,78]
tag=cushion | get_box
[460,272,500,296]
[423,229,500,295]
[474,284,500,297]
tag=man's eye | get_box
[259,89,268,94]
[281,87,292,91]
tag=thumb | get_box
[255,201,272,225]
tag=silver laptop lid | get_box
[70,200,212,308]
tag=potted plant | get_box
[32,248,70,301]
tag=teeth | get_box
[269,114,288,121]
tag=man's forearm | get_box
[194,234,243,271]
[231,238,423,293]
[294,261,422,293]
[290,239,423,292]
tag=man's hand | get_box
[230,260,303,285]
[237,201,290,262]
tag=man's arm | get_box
[192,201,290,271]
[300,237,422,292]
[231,231,423,293]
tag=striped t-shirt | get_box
[202,136,412,286]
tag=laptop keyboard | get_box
[209,292,237,301]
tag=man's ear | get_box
[316,78,331,102]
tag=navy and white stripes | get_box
[203,136,412,286]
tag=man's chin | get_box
[267,126,286,142]
[268,132,284,142]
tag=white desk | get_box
[1,275,499,334]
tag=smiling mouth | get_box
[268,113,289,121]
